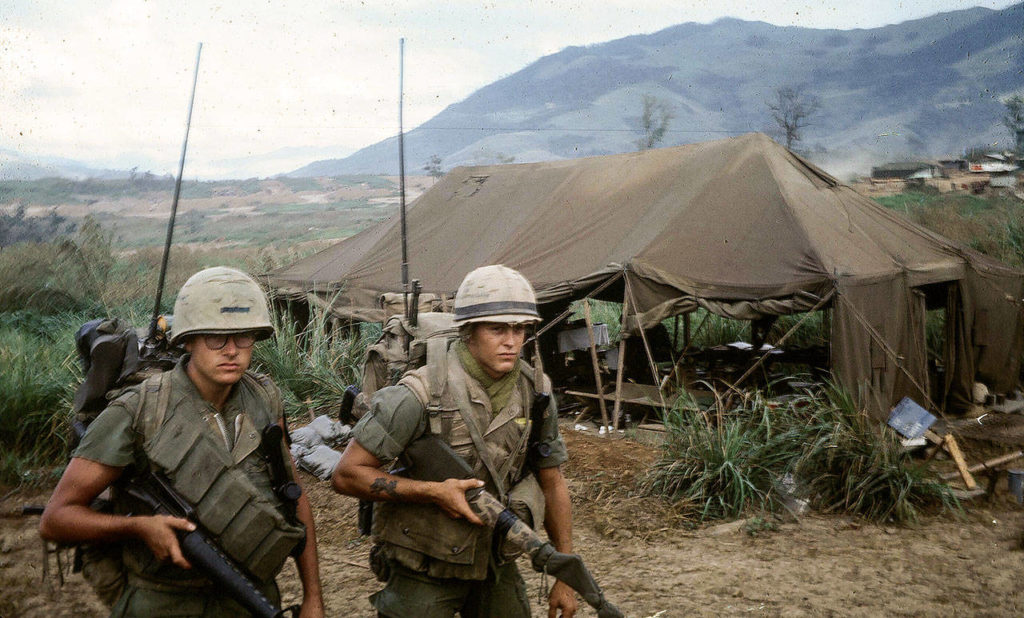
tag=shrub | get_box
[793,384,959,523]
[641,382,958,524]
[0,317,79,487]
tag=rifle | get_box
[67,419,299,618]
[399,434,624,618]
[120,471,300,618]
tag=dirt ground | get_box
[4,425,1024,618]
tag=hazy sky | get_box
[1,0,1017,178]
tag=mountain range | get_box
[290,3,1024,179]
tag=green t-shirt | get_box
[73,391,141,468]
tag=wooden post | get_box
[612,290,630,430]
[582,299,611,434]
[943,434,977,489]
[623,276,667,410]
[683,312,691,349]
[939,449,1024,480]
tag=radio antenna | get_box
[148,42,202,344]
[398,37,410,319]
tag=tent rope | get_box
[623,272,667,409]
[833,289,957,429]
[532,270,625,340]
[728,288,836,393]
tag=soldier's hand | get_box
[134,515,195,569]
[548,580,578,618]
[432,478,485,525]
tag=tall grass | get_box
[0,315,80,487]
[794,384,958,523]
[876,191,1024,268]
[641,382,958,524]
[252,306,375,421]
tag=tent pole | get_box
[612,288,629,429]
[672,315,679,351]
[582,299,611,434]
[623,274,667,409]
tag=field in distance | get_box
[0,175,434,249]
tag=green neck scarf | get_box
[455,340,520,412]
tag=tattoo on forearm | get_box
[370,477,400,498]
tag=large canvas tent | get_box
[267,133,1023,418]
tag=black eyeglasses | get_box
[200,332,257,350]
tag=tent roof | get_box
[267,133,983,318]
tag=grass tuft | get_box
[252,305,374,422]
[641,381,959,525]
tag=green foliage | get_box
[424,154,444,179]
[794,384,959,522]
[636,93,675,150]
[568,299,623,341]
[0,317,79,487]
[0,216,203,315]
[0,204,76,247]
[875,192,1024,268]
[251,305,372,421]
[642,388,809,520]
[743,516,778,537]
[642,382,959,524]
[1003,94,1024,144]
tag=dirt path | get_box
[4,428,1024,617]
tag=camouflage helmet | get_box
[170,267,274,345]
[453,265,540,324]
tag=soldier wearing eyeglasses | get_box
[40,267,324,618]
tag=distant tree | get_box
[635,94,674,150]
[0,205,75,247]
[423,154,444,182]
[767,86,820,150]
[495,153,516,164]
[963,144,991,162]
[1003,95,1024,154]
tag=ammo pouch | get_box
[368,542,390,583]
[75,495,126,607]
[494,474,546,565]
[142,383,306,583]
[374,500,480,569]
[77,542,126,607]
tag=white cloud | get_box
[1,0,1016,178]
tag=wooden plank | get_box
[939,449,1024,480]
[565,384,670,408]
[943,434,977,489]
